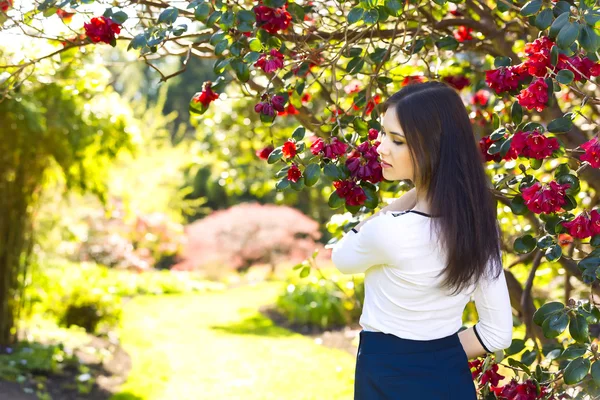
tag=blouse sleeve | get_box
[472,265,514,353]
[330,214,391,275]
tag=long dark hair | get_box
[382,80,503,295]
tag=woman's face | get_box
[377,107,415,182]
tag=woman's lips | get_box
[381,161,393,168]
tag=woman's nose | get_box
[376,141,388,157]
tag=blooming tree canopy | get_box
[5,0,600,397]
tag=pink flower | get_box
[480,363,505,387]
[253,4,292,34]
[322,137,348,160]
[521,181,570,214]
[511,131,560,160]
[346,185,367,206]
[562,213,594,239]
[516,78,548,112]
[485,64,529,94]
[590,210,600,235]
[401,76,426,86]
[254,49,285,73]
[580,137,600,167]
[471,89,490,107]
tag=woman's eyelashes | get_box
[381,131,403,145]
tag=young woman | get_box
[331,81,513,399]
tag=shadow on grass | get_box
[109,392,145,400]
[210,312,295,337]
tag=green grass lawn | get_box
[111,281,356,400]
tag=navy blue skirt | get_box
[354,330,477,400]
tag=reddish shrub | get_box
[172,203,325,273]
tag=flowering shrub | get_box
[172,203,325,274]
[75,201,186,271]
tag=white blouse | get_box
[331,209,513,354]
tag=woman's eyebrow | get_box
[389,131,404,137]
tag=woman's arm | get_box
[353,188,417,231]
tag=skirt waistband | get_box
[359,330,462,354]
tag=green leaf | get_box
[553,0,571,16]
[520,0,542,17]
[435,36,459,51]
[521,349,537,366]
[158,7,179,24]
[510,195,528,215]
[213,57,230,74]
[492,113,500,130]
[507,358,531,375]
[514,234,537,254]
[591,235,600,247]
[549,12,569,39]
[560,344,588,360]
[564,357,591,385]
[547,116,573,133]
[504,339,526,356]
[304,163,320,187]
[542,311,569,337]
[267,147,283,164]
[128,34,147,50]
[384,0,402,16]
[585,11,600,26]
[231,59,249,82]
[287,3,305,22]
[579,24,599,53]
[236,9,255,23]
[556,69,575,84]
[511,102,523,125]
[207,10,222,26]
[490,127,507,141]
[557,173,580,194]
[569,313,590,343]
[299,266,310,278]
[214,39,229,56]
[346,57,365,74]
[591,361,600,385]
[249,38,263,52]
[111,11,128,24]
[219,9,234,28]
[557,22,580,50]
[328,191,345,208]
[534,301,565,325]
[545,244,562,262]
[291,126,306,141]
[323,164,343,180]
[194,3,210,21]
[348,7,364,24]
[363,8,379,24]
[530,158,542,170]
[275,178,290,191]
[535,8,554,30]
[494,56,511,68]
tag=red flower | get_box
[590,209,600,235]
[346,185,367,206]
[254,4,292,34]
[580,137,600,168]
[561,55,600,81]
[254,49,285,73]
[282,141,297,159]
[277,103,299,116]
[516,78,548,112]
[192,81,220,107]
[479,136,502,163]
[558,233,574,246]
[523,36,555,77]
[287,164,302,182]
[84,16,121,45]
[368,129,379,141]
[346,142,382,184]
[562,213,594,239]
[301,93,311,103]
[485,64,529,94]
[480,363,505,387]
[56,9,75,23]
[468,359,483,380]
[0,0,12,12]
[333,180,354,198]
[511,131,560,160]
[521,181,570,214]
[256,145,274,160]
[323,137,348,160]
[491,379,540,400]
[442,75,471,91]
[471,89,490,107]
[401,75,426,86]
[453,25,473,42]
